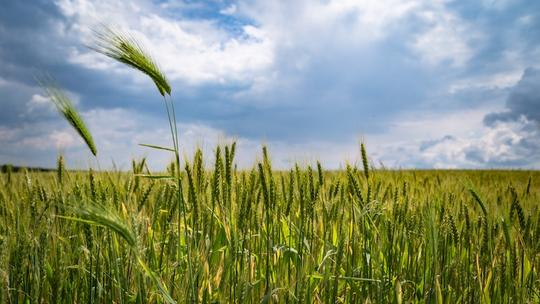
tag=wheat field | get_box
[1,154,539,303]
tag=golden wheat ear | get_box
[37,76,97,156]
[91,26,171,96]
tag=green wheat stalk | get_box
[90,25,198,302]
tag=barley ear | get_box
[38,76,97,156]
[57,155,65,184]
[361,143,369,180]
[91,26,171,96]
[469,188,488,217]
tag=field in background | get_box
[0,146,539,303]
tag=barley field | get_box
[1,152,539,303]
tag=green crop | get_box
[1,162,539,303]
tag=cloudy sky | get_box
[1,0,539,170]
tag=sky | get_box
[0,0,539,170]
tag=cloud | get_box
[448,70,522,94]
[50,130,77,149]
[474,67,540,167]
[220,4,237,16]
[27,94,53,113]
[26,90,80,114]
[52,0,444,143]
[239,0,420,45]
[412,4,481,67]
[1,0,540,170]
[374,68,540,169]
[484,68,540,125]
[0,121,82,158]
[464,118,540,166]
[419,135,456,151]
[56,0,274,85]
[371,117,540,169]
[80,107,362,170]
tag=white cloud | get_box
[2,125,82,151]
[448,70,523,93]
[57,0,482,88]
[79,107,222,169]
[50,130,77,149]
[56,0,274,85]
[137,15,273,84]
[374,108,489,143]
[53,0,489,100]
[220,4,237,15]
[369,112,540,168]
[67,48,116,70]
[412,5,481,67]
[365,109,485,167]
[27,94,54,113]
[25,90,81,114]
[241,0,420,44]
[431,117,539,168]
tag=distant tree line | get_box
[0,164,54,173]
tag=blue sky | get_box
[0,0,539,170]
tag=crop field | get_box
[1,155,539,303]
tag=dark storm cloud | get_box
[484,68,540,125]
[467,68,540,167]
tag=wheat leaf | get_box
[139,143,176,152]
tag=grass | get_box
[2,27,538,303]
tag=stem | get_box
[166,94,196,303]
